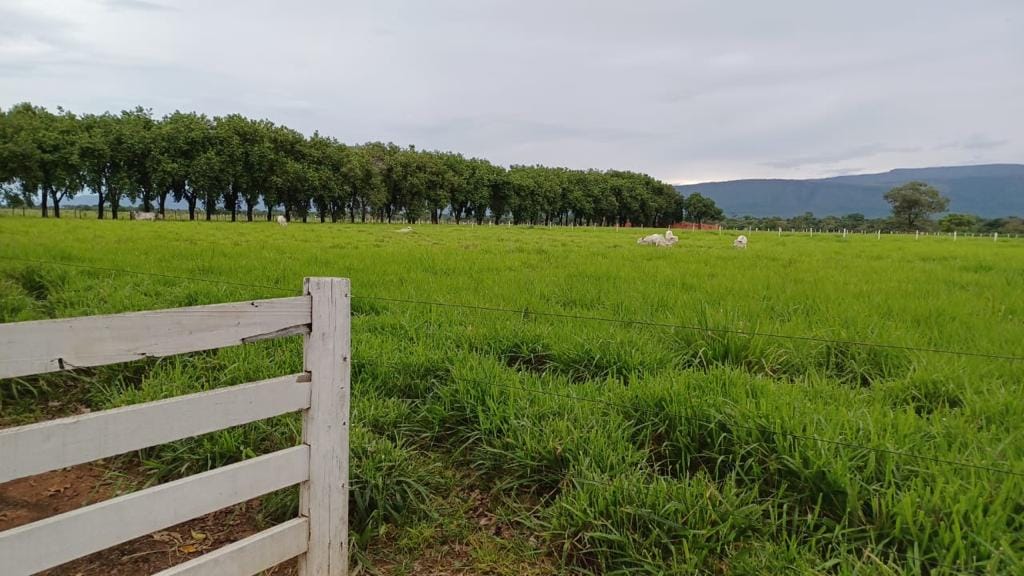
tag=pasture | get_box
[1,217,1023,575]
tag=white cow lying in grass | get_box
[734,235,747,248]
[637,229,678,247]
[396,227,413,233]
[276,215,288,226]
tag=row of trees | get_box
[721,182,1024,234]
[0,102,728,227]
[723,212,1023,235]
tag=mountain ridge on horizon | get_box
[675,163,1024,218]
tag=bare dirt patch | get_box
[0,464,298,575]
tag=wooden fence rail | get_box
[0,277,351,576]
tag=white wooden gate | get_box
[0,277,350,576]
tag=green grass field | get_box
[2,217,1023,575]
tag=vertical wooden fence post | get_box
[300,277,350,576]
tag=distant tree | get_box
[884,181,949,230]
[157,111,212,220]
[938,213,979,233]
[840,213,866,231]
[1000,217,1024,235]
[1,104,84,218]
[119,107,159,212]
[1,184,35,209]
[683,192,723,226]
[789,211,818,230]
[2,101,694,228]
[487,165,512,224]
[462,159,495,225]
[212,114,250,221]
[977,217,1024,235]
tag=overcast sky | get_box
[1,0,1021,183]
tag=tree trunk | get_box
[188,197,197,220]
[41,187,49,218]
[157,192,166,216]
[111,196,119,220]
[97,190,105,220]
[247,203,254,222]
[51,191,62,218]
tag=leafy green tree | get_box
[264,125,309,222]
[238,119,278,221]
[939,213,979,233]
[77,113,115,219]
[840,213,866,231]
[303,133,347,223]
[790,211,818,230]
[884,181,949,229]
[486,164,511,224]
[119,107,159,212]
[341,146,383,222]
[683,192,724,226]
[420,151,452,224]
[157,111,213,220]
[211,114,251,221]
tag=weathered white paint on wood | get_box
[298,277,350,576]
[0,296,311,379]
[0,446,309,576]
[0,373,311,484]
[153,518,308,576]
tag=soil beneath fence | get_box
[0,464,298,575]
[0,462,551,575]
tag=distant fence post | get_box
[300,277,351,576]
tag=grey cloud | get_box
[935,135,1010,151]
[406,116,664,147]
[761,144,922,170]
[1,0,1022,182]
[103,0,175,12]
[824,167,867,176]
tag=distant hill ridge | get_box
[675,164,1024,218]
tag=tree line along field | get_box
[1,103,714,228]
[1,217,1023,575]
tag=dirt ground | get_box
[0,464,298,575]
[0,464,552,576]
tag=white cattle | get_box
[396,227,413,233]
[637,229,678,247]
[276,215,288,227]
[733,235,748,248]
[134,212,157,221]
